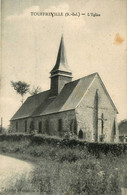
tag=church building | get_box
[10,36,119,142]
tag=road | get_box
[0,154,34,192]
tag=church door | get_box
[79,129,83,139]
[94,90,99,142]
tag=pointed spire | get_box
[50,35,72,96]
[50,35,72,75]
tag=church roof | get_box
[36,73,96,116]
[50,35,72,74]
[11,73,118,121]
[11,90,50,120]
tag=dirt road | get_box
[0,154,34,192]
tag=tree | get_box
[29,86,41,95]
[11,81,30,104]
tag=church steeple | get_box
[51,35,72,75]
[50,35,72,97]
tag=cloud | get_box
[6,3,85,30]
[6,6,40,21]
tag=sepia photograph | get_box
[0,0,127,194]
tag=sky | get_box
[0,0,127,128]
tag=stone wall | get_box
[10,118,32,133]
[76,75,119,142]
[32,110,75,136]
[11,110,76,137]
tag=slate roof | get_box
[11,90,50,120]
[50,35,72,74]
[11,73,118,120]
[37,73,96,116]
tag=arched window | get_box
[111,119,116,142]
[38,121,42,133]
[93,90,99,142]
[70,118,77,135]
[70,120,74,134]
[45,120,50,135]
[79,129,83,139]
[30,120,34,131]
[16,121,18,132]
[25,120,27,133]
[113,119,116,136]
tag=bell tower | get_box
[50,35,73,97]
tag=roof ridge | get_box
[75,74,96,109]
[78,72,98,80]
[64,72,97,86]
[96,74,118,113]
[29,89,50,98]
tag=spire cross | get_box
[98,113,107,134]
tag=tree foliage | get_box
[29,86,41,96]
[11,81,30,104]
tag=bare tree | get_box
[11,81,30,104]
[29,86,41,96]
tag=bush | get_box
[0,134,127,194]
[1,134,127,156]
[30,158,122,195]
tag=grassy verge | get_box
[0,138,127,195]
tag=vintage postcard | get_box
[0,0,127,194]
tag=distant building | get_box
[10,36,119,142]
[119,120,127,142]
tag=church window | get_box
[101,113,104,134]
[95,90,99,115]
[113,119,116,136]
[16,121,18,132]
[25,120,27,133]
[70,120,73,134]
[38,121,42,133]
[30,120,34,131]
[79,129,83,139]
[58,119,63,136]
[70,118,77,135]
[111,119,116,142]
[46,120,50,135]
[93,90,99,142]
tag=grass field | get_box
[0,135,127,195]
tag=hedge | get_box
[0,133,127,156]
